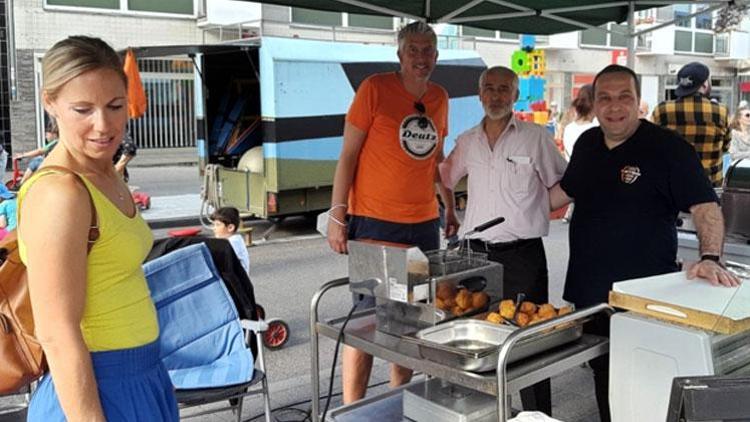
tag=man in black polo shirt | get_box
[550,64,740,422]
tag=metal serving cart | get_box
[309,240,613,422]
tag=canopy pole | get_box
[627,1,636,69]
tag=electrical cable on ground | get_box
[321,301,360,421]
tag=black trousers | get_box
[470,237,552,416]
[583,314,611,422]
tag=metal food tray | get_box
[412,318,583,372]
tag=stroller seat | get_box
[143,243,271,421]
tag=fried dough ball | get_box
[486,312,504,324]
[455,289,472,310]
[443,297,456,309]
[436,283,456,301]
[471,291,489,309]
[435,297,447,311]
[463,307,477,315]
[538,304,557,319]
[499,300,516,320]
[515,312,530,327]
[519,301,538,315]
[529,314,544,325]
[557,306,573,316]
[451,305,464,316]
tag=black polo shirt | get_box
[560,120,718,307]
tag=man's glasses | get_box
[414,102,428,129]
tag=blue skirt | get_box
[28,340,178,421]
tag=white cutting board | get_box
[612,271,750,321]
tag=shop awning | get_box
[240,1,738,35]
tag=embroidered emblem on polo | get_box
[620,166,641,184]
[399,114,438,160]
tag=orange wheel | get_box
[263,319,289,350]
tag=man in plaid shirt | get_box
[652,62,731,187]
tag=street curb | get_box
[147,216,203,229]
[130,162,198,168]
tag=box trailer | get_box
[131,37,485,220]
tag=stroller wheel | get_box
[263,319,289,350]
[255,304,266,320]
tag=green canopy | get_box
[243,1,732,34]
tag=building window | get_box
[674,5,691,27]
[348,13,393,30]
[695,6,713,30]
[694,32,714,53]
[128,0,192,15]
[580,23,629,48]
[580,26,607,46]
[291,7,342,26]
[47,0,193,14]
[499,32,518,40]
[715,33,728,55]
[610,24,628,48]
[47,0,118,9]
[674,30,693,52]
[462,26,496,38]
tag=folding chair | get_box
[143,243,272,422]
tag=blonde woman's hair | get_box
[42,36,126,100]
[730,105,750,131]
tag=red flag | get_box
[124,49,147,119]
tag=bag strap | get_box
[22,165,100,251]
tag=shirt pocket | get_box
[508,161,535,194]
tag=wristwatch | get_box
[700,254,724,267]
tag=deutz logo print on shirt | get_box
[399,114,438,160]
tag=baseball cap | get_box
[675,62,710,98]
[0,185,15,200]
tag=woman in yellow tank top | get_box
[17,36,177,421]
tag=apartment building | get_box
[3,0,231,155]
[3,1,749,157]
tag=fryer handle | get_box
[471,216,506,234]
[495,303,614,421]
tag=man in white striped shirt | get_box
[439,66,567,415]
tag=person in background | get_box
[546,101,560,137]
[113,130,137,183]
[440,66,567,416]
[652,62,732,187]
[550,64,740,422]
[729,104,750,161]
[18,35,177,421]
[211,206,250,275]
[327,21,457,403]
[14,121,59,186]
[0,185,16,240]
[638,99,650,120]
[0,134,7,184]
[561,84,597,160]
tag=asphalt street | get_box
[177,219,602,422]
[1,164,603,422]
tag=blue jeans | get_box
[348,215,439,308]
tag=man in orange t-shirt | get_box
[327,22,458,404]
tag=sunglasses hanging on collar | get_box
[414,101,429,129]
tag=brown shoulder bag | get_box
[0,166,99,394]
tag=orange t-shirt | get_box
[346,72,449,223]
